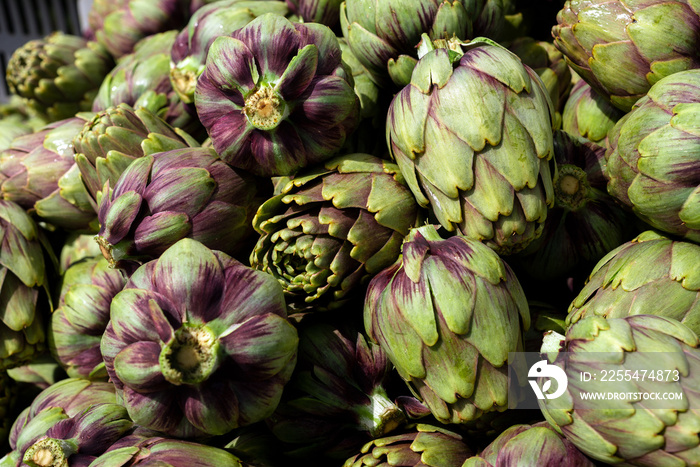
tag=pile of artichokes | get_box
[2,0,700,465]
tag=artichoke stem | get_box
[23,437,78,467]
[354,387,407,438]
[554,164,589,211]
[159,323,220,385]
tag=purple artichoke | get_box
[95,147,266,271]
[194,13,360,177]
[100,238,298,437]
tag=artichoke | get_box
[343,423,473,467]
[509,130,639,283]
[386,37,555,255]
[462,421,595,466]
[562,76,625,145]
[364,225,530,424]
[606,69,700,242]
[268,322,406,461]
[566,230,700,335]
[194,13,360,177]
[0,115,98,231]
[100,238,298,437]
[90,432,244,466]
[87,0,192,59]
[286,0,342,28]
[538,315,700,466]
[552,0,700,112]
[92,31,202,136]
[49,257,127,380]
[57,233,104,275]
[250,153,421,313]
[73,103,200,203]
[339,0,513,88]
[95,147,265,271]
[170,0,290,105]
[5,32,115,123]
[0,200,51,371]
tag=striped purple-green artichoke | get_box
[90,433,244,466]
[566,230,700,334]
[73,103,200,203]
[538,315,700,466]
[100,238,298,437]
[552,0,700,112]
[0,200,50,371]
[562,77,625,145]
[462,421,595,466]
[387,37,555,255]
[5,32,115,123]
[194,13,360,177]
[0,115,98,231]
[509,130,639,283]
[170,0,290,104]
[250,153,421,313]
[339,0,514,88]
[87,0,192,59]
[92,31,202,136]
[606,69,700,242]
[343,423,473,467]
[268,322,406,461]
[49,257,127,380]
[19,403,133,467]
[364,225,530,424]
[95,147,265,271]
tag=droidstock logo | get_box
[528,360,567,400]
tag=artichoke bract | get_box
[462,421,594,466]
[387,37,555,255]
[170,0,290,105]
[88,0,192,59]
[606,69,700,242]
[250,153,421,313]
[510,130,639,283]
[194,13,360,177]
[562,77,625,145]
[0,115,98,231]
[343,423,473,467]
[5,32,115,123]
[286,0,342,28]
[364,225,530,424]
[95,147,265,271]
[538,315,700,466]
[73,103,200,204]
[268,322,406,461]
[49,257,127,380]
[566,230,700,334]
[0,201,50,371]
[100,238,298,437]
[552,0,700,112]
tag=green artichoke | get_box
[462,421,595,466]
[606,69,700,242]
[49,257,127,380]
[194,13,360,177]
[73,103,200,203]
[364,225,530,424]
[0,115,98,231]
[5,33,115,123]
[562,76,625,145]
[386,37,555,255]
[0,201,51,371]
[552,0,700,112]
[95,147,265,271]
[57,233,103,275]
[566,230,700,335]
[250,153,421,313]
[538,315,700,466]
[343,423,473,467]
[100,238,298,437]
